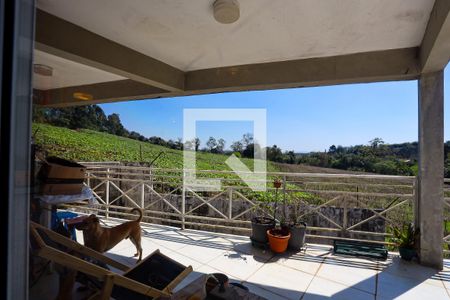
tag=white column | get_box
[417,70,444,269]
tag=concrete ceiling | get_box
[36,0,434,71]
[34,0,450,107]
[33,50,125,90]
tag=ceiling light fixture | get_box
[73,92,93,101]
[33,64,53,76]
[213,0,240,24]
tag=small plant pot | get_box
[399,247,416,261]
[206,273,229,293]
[288,223,307,251]
[251,217,275,244]
[267,228,291,253]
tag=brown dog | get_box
[76,208,143,261]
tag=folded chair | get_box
[30,221,193,300]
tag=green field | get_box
[32,123,278,172]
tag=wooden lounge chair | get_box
[30,221,193,299]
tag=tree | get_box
[175,138,183,150]
[267,145,283,162]
[328,145,337,154]
[149,136,167,146]
[286,150,296,164]
[206,137,217,152]
[336,145,345,154]
[373,160,398,175]
[231,141,243,153]
[129,131,141,140]
[106,113,128,136]
[217,138,226,153]
[369,138,384,148]
[167,139,177,149]
[33,105,120,136]
[242,133,254,147]
[92,105,108,131]
[242,143,254,158]
[194,138,201,151]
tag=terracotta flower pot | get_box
[267,228,291,253]
[273,179,282,189]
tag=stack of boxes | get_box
[38,157,86,195]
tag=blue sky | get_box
[101,66,449,152]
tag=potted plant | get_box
[250,202,275,245]
[286,197,307,251]
[266,179,291,253]
[392,223,418,261]
[250,192,275,245]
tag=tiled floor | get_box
[38,218,450,299]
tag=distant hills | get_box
[33,105,450,177]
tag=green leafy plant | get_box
[251,200,275,220]
[286,197,306,226]
[272,178,282,223]
[391,223,417,249]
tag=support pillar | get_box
[417,70,444,270]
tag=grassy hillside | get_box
[33,123,278,172]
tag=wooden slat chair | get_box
[30,221,193,300]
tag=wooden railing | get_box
[443,178,450,253]
[62,163,419,246]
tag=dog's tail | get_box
[130,208,143,223]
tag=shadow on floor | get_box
[40,222,448,300]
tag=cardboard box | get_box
[37,157,86,195]
[40,157,86,180]
[40,183,84,195]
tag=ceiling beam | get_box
[185,48,420,94]
[34,47,420,107]
[420,0,450,73]
[34,80,171,107]
[35,9,184,92]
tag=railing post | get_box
[149,167,153,189]
[86,171,90,187]
[342,195,348,236]
[228,187,233,219]
[105,168,110,219]
[181,171,186,230]
[141,181,145,209]
[148,167,153,205]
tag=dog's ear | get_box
[85,214,97,222]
